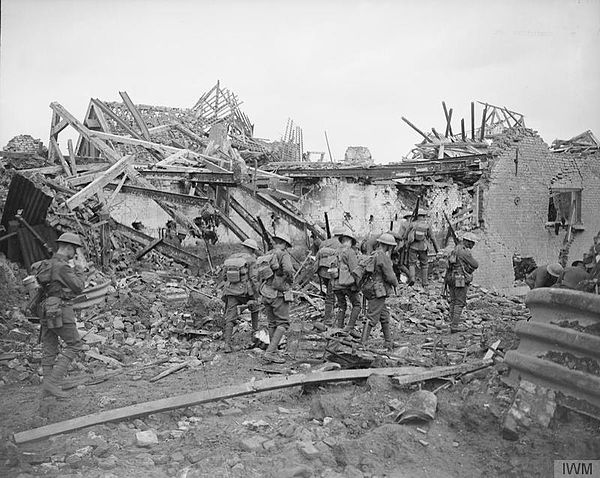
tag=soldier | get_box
[361,233,399,350]
[525,263,563,289]
[33,232,87,398]
[557,260,590,290]
[406,209,440,288]
[446,231,479,333]
[332,229,361,331]
[222,238,261,353]
[313,226,343,324]
[258,232,294,364]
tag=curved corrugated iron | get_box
[505,288,600,416]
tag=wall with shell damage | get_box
[474,128,600,292]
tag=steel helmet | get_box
[242,238,259,251]
[331,226,345,237]
[462,232,479,244]
[546,263,564,278]
[273,232,292,247]
[57,232,84,248]
[377,233,397,246]
[339,228,356,244]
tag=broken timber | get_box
[113,222,203,268]
[13,361,489,443]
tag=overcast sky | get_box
[1,0,598,163]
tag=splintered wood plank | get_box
[50,137,73,176]
[67,139,77,175]
[66,155,135,209]
[12,362,489,443]
[119,91,151,140]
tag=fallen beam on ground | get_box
[13,361,489,443]
[113,222,204,268]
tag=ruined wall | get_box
[475,129,600,291]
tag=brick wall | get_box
[475,129,600,291]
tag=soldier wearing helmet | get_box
[259,232,294,363]
[445,231,480,333]
[331,229,361,332]
[525,262,563,290]
[360,233,399,350]
[406,208,440,288]
[312,226,344,324]
[221,238,262,353]
[30,231,88,398]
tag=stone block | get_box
[237,436,267,452]
[297,441,321,459]
[135,430,158,447]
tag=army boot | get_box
[381,322,395,351]
[42,354,72,399]
[360,321,372,345]
[222,322,234,353]
[343,306,360,332]
[421,264,429,287]
[408,265,416,286]
[263,326,286,364]
[450,306,466,333]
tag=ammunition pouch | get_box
[44,296,64,329]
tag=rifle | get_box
[257,217,273,251]
[324,212,331,239]
[441,212,460,300]
[400,196,421,269]
[443,212,459,245]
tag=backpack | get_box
[26,260,53,315]
[223,256,248,284]
[333,250,355,288]
[408,222,429,243]
[256,252,279,283]
[355,253,376,289]
[317,246,338,279]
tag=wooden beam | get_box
[230,196,263,237]
[442,102,453,137]
[66,155,135,209]
[107,173,128,206]
[51,118,69,137]
[136,237,163,260]
[50,102,205,238]
[461,118,466,142]
[67,139,77,175]
[13,362,489,443]
[401,117,432,143]
[49,137,73,176]
[92,99,142,138]
[119,91,151,140]
[470,102,475,141]
[479,104,488,141]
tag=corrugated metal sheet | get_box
[0,174,55,267]
[505,288,600,418]
[1,174,53,228]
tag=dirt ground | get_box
[1,271,600,478]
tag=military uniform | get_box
[313,235,340,323]
[222,251,259,351]
[332,243,361,330]
[558,266,590,290]
[446,243,479,332]
[525,265,561,289]
[32,246,86,398]
[262,248,294,329]
[407,216,439,286]
[361,235,399,349]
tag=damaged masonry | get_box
[1,84,600,478]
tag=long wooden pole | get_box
[324,131,334,163]
[13,361,489,444]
